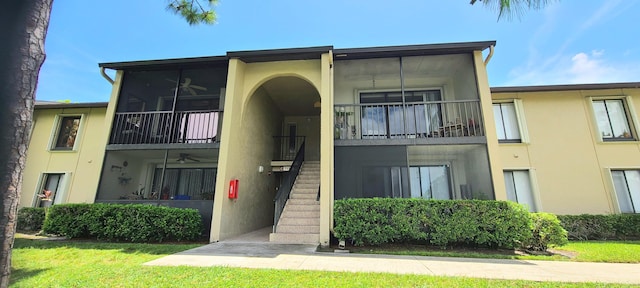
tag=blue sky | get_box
[37,0,640,103]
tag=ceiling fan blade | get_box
[183,78,192,86]
[191,85,207,91]
[187,87,197,96]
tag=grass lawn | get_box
[556,241,640,263]
[10,238,634,288]
[345,241,640,263]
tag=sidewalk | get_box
[145,239,640,284]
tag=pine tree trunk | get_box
[0,1,53,287]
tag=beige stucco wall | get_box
[493,87,640,214]
[211,57,333,242]
[21,106,108,207]
[474,51,506,201]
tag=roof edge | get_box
[491,82,640,93]
[333,41,496,60]
[227,45,333,63]
[99,55,228,70]
[35,102,108,109]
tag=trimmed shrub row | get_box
[17,207,46,231]
[334,199,544,249]
[557,214,640,240]
[42,203,202,242]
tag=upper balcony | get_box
[333,54,487,145]
[109,110,221,146]
[107,65,227,149]
[335,99,484,143]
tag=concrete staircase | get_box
[269,161,320,244]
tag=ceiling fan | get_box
[177,153,200,163]
[166,78,207,96]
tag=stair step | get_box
[278,217,320,226]
[281,210,320,218]
[296,175,319,180]
[284,204,320,212]
[297,172,319,176]
[295,180,319,186]
[276,225,320,234]
[301,166,320,170]
[292,188,319,194]
[294,183,319,190]
[269,233,319,244]
[290,193,318,199]
[287,198,319,205]
[300,167,320,170]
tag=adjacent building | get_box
[21,41,640,246]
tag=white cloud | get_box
[507,1,638,86]
[591,49,604,57]
[504,50,640,85]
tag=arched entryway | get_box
[258,76,321,162]
[211,72,322,242]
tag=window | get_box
[593,99,634,141]
[504,170,537,212]
[409,165,451,199]
[53,116,81,150]
[611,170,640,213]
[35,173,64,207]
[493,102,521,142]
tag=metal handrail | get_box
[273,140,305,233]
[334,99,484,140]
[110,110,221,144]
[272,136,306,160]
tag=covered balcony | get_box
[333,53,487,144]
[334,145,494,200]
[110,110,221,145]
[334,99,483,141]
[108,65,227,149]
[95,148,218,234]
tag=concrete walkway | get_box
[145,227,640,284]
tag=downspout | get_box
[483,45,494,66]
[100,67,114,84]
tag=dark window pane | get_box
[55,116,81,149]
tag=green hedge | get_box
[42,203,202,242]
[524,213,568,251]
[558,214,640,240]
[17,207,46,231]
[334,199,533,249]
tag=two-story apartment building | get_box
[21,41,640,246]
[22,101,108,208]
[491,83,640,215]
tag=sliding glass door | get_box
[152,168,217,200]
[360,90,441,139]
